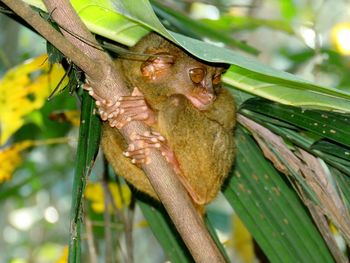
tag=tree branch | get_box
[1,0,225,262]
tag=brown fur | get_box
[102,33,236,205]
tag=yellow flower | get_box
[0,138,68,183]
[55,246,68,263]
[85,182,131,213]
[0,141,33,183]
[331,23,350,55]
[0,55,67,144]
[232,215,254,263]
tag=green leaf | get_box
[312,140,350,162]
[317,152,350,176]
[241,98,350,147]
[204,216,230,262]
[240,106,350,176]
[68,92,101,263]
[137,199,193,263]
[223,127,335,263]
[331,167,350,210]
[23,0,150,46]
[201,16,294,35]
[151,1,259,55]
[278,0,297,22]
[71,0,150,46]
[25,0,350,112]
[224,67,350,112]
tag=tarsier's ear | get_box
[140,52,175,80]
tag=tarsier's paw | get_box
[123,131,181,173]
[83,83,114,121]
[110,87,156,128]
[84,84,156,128]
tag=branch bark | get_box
[1,0,225,262]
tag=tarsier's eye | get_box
[212,74,221,85]
[189,68,205,84]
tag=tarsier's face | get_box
[140,47,227,110]
[185,63,226,110]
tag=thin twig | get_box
[102,179,114,263]
[124,198,135,263]
[103,175,133,263]
[85,210,99,263]
[103,158,132,262]
[109,165,134,263]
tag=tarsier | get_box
[85,33,236,211]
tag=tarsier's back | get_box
[102,33,236,208]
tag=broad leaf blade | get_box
[201,15,294,34]
[331,167,350,210]
[224,68,350,112]
[23,0,150,46]
[241,98,350,147]
[150,1,259,55]
[312,140,350,162]
[72,0,150,46]
[223,127,335,263]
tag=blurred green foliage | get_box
[1,0,350,262]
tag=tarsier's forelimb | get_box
[83,85,156,128]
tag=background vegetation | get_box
[1,0,350,262]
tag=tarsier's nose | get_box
[201,82,216,102]
[207,92,216,102]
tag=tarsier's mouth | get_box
[187,90,216,110]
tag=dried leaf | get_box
[238,114,350,262]
[296,149,350,245]
[49,110,81,127]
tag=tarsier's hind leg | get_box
[101,125,159,200]
[124,130,179,170]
